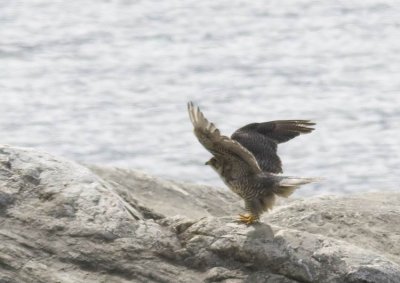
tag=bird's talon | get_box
[238,214,257,225]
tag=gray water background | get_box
[1,0,399,196]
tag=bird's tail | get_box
[274,176,320,197]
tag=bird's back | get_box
[232,130,282,173]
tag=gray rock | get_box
[89,165,241,219]
[0,146,197,283]
[1,145,399,283]
[265,194,400,266]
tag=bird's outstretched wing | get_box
[231,120,315,173]
[188,102,261,174]
[233,120,315,143]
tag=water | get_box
[1,0,399,196]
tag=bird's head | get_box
[205,157,223,174]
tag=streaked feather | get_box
[187,102,261,174]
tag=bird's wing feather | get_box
[188,102,261,174]
[231,120,315,173]
[231,132,283,173]
[234,120,315,144]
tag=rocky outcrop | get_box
[89,165,241,219]
[0,145,399,283]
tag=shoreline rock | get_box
[0,145,399,282]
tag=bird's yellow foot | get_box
[238,214,258,225]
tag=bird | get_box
[187,101,317,224]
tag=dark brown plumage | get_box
[231,120,315,173]
[188,102,317,224]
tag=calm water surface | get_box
[1,0,399,196]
